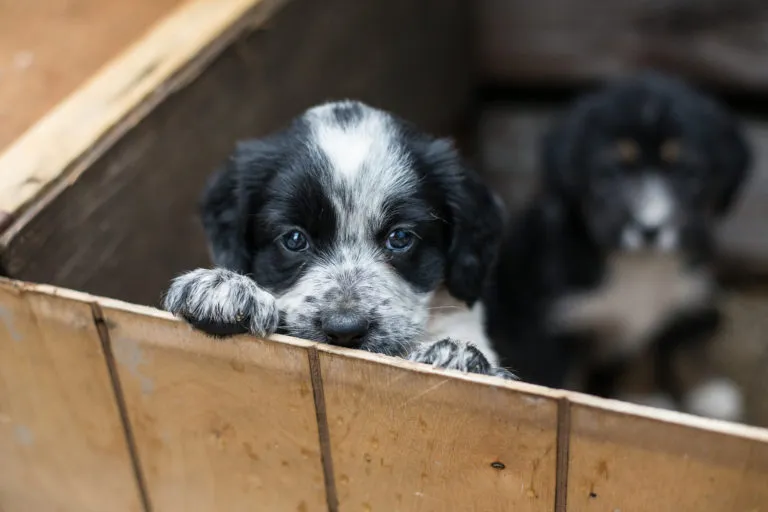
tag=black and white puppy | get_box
[483,73,750,419]
[164,100,513,378]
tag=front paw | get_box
[408,338,517,380]
[163,268,279,337]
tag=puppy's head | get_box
[543,73,750,253]
[201,101,501,354]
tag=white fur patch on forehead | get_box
[306,101,414,191]
[305,101,419,237]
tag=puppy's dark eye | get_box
[281,230,309,252]
[385,229,415,252]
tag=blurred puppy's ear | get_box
[541,98,596,203]
[710,111,751,216]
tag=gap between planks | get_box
[307,347,340,512]
[89,302,154,512]
[555,397,571,512]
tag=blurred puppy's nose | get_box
[321,311,370,347]
[640,226,659,244]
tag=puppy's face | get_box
[545,74,750,254]
[202,101,501,355]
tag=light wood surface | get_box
[318,346,559,512]
[0,0,184,152]
[3,278,768,510]
[0,0,275,220]
[567,402,768,511]
[0,283,143,512]
[102,304,328,512]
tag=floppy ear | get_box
[424,139,504,305]
[540,97,595,203]
[711,111,751,216]
[200,139,279,272]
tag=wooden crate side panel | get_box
[0,284,143,512]
[0,0,267,218]
[477,0,768,92]
[101,307,328,512]
[2,0,472,307]
[318,348,559,512]
[567,403,768,512]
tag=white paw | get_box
[164,268,279,337]
[683,378,745,422]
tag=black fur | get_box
[166,101,510,378]
[484,73,750,401]
[201,112,501,307]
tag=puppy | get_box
[483,73,750,420]
[164,100,513,378]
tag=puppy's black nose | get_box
[640,226,659,244]
[321,312,370,347]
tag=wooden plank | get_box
[100,303,328,512]
[0,0,184,152]
[476,0,768,92]
[3,279,768,510]
[0,281,143,511]
[0,0,269,220]
[0,0,472,307]
[317,346,559,512]
[566,397,768,511]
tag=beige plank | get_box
[101,305,328,512]
[0,0,185,152]
[318,347,558,512]
[0,0,282,218]
[0,282,143,511]
[567,400,768,511]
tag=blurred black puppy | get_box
[484,73,750,420]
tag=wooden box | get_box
[1,1,767,511]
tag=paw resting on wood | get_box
[163,268,279,337]
[408,338,517,380]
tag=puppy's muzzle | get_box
[320,309,371,347]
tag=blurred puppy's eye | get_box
[616,139,640,164]
[281,230,310,252]
[660,139,681,164]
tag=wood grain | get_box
[0,0,184,152]
[317,346,558,512]
[0,0,471,307]
[477,0,768,92]
[566,399,768,511]
[2,278,768,510]
[101,305,328,512]
[0,0,273,220]
[0,282,143,512]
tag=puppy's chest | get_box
[551,254,713,357]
